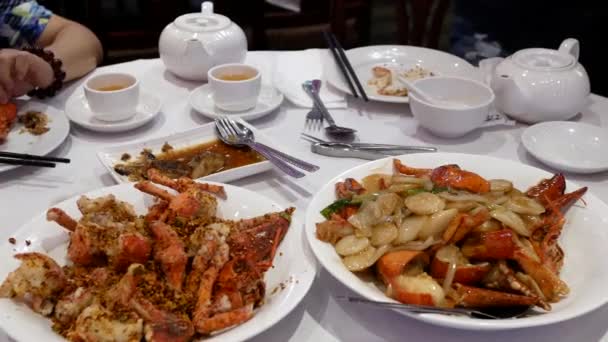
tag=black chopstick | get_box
[0,151,70,163]
[325,31,369,102]
[323,31,358,99]
[0,157,56,168]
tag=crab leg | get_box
[134,180,175,202]
[150,221,187,291]
[46,208,78,231]
[147,168,227,199]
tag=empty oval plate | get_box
[522,121,608,174]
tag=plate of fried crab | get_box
[306,153,608,330]
[0,169,316,342]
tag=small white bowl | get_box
[84,73,140,122]
[409,76,494,138]
[522,121,608,174]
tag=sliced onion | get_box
[442,261,458,293]
[505,196,546,216]
[489,179,513,193]
[392,175,428,185]
[394,236,439,251]
[438,192,488,203]
[490,207,530,237]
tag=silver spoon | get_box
[339,297,536,319]
[302,80,357,137]
[215,118,319,178]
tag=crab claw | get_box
[131,297,194,342]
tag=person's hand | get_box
[0,49,54,104]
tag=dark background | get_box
[37,0,608,96]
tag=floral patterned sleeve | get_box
[0,0,52,48]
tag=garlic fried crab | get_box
[1,168,294,341]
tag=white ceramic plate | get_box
[190,84,283,121]
[522,121,608,174]
[0,100,70,173]
[65,90,162,133]
[305,152,608,330]
[0,181,316,342]
[325,45,480,104]
[97,120,273,184]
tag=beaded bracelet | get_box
[22,47,66,99]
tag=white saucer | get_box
[189,84,283,121]
[65,90,162,133]
[522,121,608,174]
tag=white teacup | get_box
[84,73,139,121]
[208,64,261,112]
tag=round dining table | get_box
[1,51,607,342]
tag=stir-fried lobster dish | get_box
[0,169,294,341]
[316,159,587,312]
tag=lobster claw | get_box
[451,283,539,308]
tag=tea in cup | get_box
[84,73,139,121]
[208,64,261,111]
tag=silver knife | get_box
[311,143,397,160]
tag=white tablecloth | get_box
[1,52,608,342]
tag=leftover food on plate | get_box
[19,111,50,136]
[1,171,294,341]
[367,65,434,97]
[0,103,17,144]
[113,139,265,181]
[0,104,51,144]
[315,159,587,312]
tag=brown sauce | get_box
[157,140,263,169]
[114,139,264,181]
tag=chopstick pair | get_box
[0,151,70,168]
[323,31,369,102]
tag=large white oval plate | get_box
[0,182,316,341]
[0,100,70,173]
[325,45,480,104]
[305,152,608,330]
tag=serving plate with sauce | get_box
[97,120,273,184]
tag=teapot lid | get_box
[512,48,575,70]
[174,2,231,33]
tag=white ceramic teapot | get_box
[159,2,247,81]
[479,38,590,123]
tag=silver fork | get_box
[305,104,324,131]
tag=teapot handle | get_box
[558,38,579,61]
[201,1,214,15]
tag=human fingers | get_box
[11,80,34,98]
[0,55,15,95]
[13,56,30,81]
[23,53,53,89]
[0,86,9,104]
